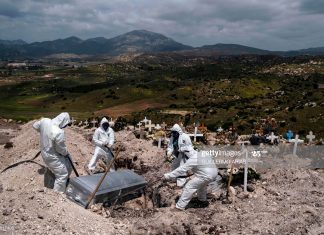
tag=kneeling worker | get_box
[163,150,218,210]
[87,117,115,174]
[33,112,72,193]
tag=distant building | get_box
[6,62,27,68]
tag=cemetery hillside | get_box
[0,30,323,234]
[0,52,323,137]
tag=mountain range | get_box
[1,30,324,59]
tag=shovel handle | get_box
[85,148,121,209]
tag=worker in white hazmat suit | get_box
[163,151,218,210]
[87,117,115,173]
[33,112,72,193]
[166,124,195,187]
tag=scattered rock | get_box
[4,142,14,149]
[2,208,11,216]
[37,213,44,219]
[6,187,15,192]
[247,185,255,192]
[0,183,3,193]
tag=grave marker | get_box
[188,126,203,142]
[286,130,294,140]
[266,132,278,144]
[71,117,76,126]
[238,141,250,193]
[161,122,167,130]
[91,119,97,128]
[306,131,315,143]
[289,134,304,156]
[145,120,155,132]
[217,126,224,133]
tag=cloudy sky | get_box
[0,0,323,50]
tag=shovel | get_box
[85,148,121,209]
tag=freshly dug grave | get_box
[0,122,323,234]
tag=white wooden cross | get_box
[266,132,278,144]
[161,122,167,130]
[142,117,149,124]
[238,141,250,192]
[91,119,97,128]
[84,120,88,127]
[78,120,83,127]
[145,120,155,132]
[289,134,304,156]
[217,126,223,132]
[108,118,115,127]
[306,131,316,144]
[155,124,161,130]
[136,122,142,131]
[188,126,203,142]
[71,117,76,126]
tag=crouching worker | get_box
[86,117,114,174]
[163,150,218,210]
[33,112,72,193]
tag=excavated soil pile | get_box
[0,121,323,234]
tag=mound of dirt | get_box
[1,122,323,234]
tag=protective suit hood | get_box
[51,112,71,129]
[100,117,109,128]
[171,124,183,135]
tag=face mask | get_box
[171,131,179,139]
[102,122,109,131]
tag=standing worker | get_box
[166,124,195,187]
[33,112,72,193]
[86,117,115,174]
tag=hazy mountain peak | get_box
[0,39,27,45]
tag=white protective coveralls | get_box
[88,117,115,171]
[33,112,72,193]
[167,124,195,187]
[164,151,218,210]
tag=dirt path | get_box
[95,99,166,118]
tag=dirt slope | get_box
[0,122,323,234]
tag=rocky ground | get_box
[0,121,323,234]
